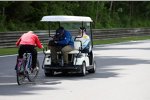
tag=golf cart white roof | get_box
[41,15,93,22]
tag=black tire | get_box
[88,61,96,73]
[27,60,39,82]
[16,62,25,85]
[62,70,68,75]
[45,70,54,77]
[16,72,25,85]
[79,62,86,76]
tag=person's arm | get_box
[35,35,43,49]
[16,37,21,47]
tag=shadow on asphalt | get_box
[0,74,62,95]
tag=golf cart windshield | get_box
[60,22,91,38]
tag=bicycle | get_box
[16,53,39,85]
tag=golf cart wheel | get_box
[45,70,54,77]
[88,61,96,73]
[79,62,86,76]
[62,70,68,75]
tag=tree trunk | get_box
[2,7,5,16]
[109,1,113,12]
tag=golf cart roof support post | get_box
[48,22,50,37]
[90,22,93,48]
[82,21,83,27]
[81,21,84,37]
[59,22,61,28]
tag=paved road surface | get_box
[0,40,150,100]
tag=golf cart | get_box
[41,15,96,76]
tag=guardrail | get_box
[0,28,150,48]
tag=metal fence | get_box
[0,28,150,48]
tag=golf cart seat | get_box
[69,40,82,54]
[43,40,82,55]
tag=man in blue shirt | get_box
[48,27,74,66]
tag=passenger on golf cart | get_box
[48,27,74,66]
[75,27,91,53]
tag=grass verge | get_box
[93,36,150,45]
[0,48,42,56]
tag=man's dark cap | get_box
[56,27,64,34]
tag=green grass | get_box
[0,47,43,56]
[0,48,18,56]
[93,36,150,45]
[0,36,150,56]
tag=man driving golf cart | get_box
[48,27,74,66]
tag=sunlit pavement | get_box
[0,40,150,100]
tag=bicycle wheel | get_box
[16,61,25,85]
[27,60,39,82]
[16,72,25,85]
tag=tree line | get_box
[0,1,150,32]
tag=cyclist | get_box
[16,31,43,70]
